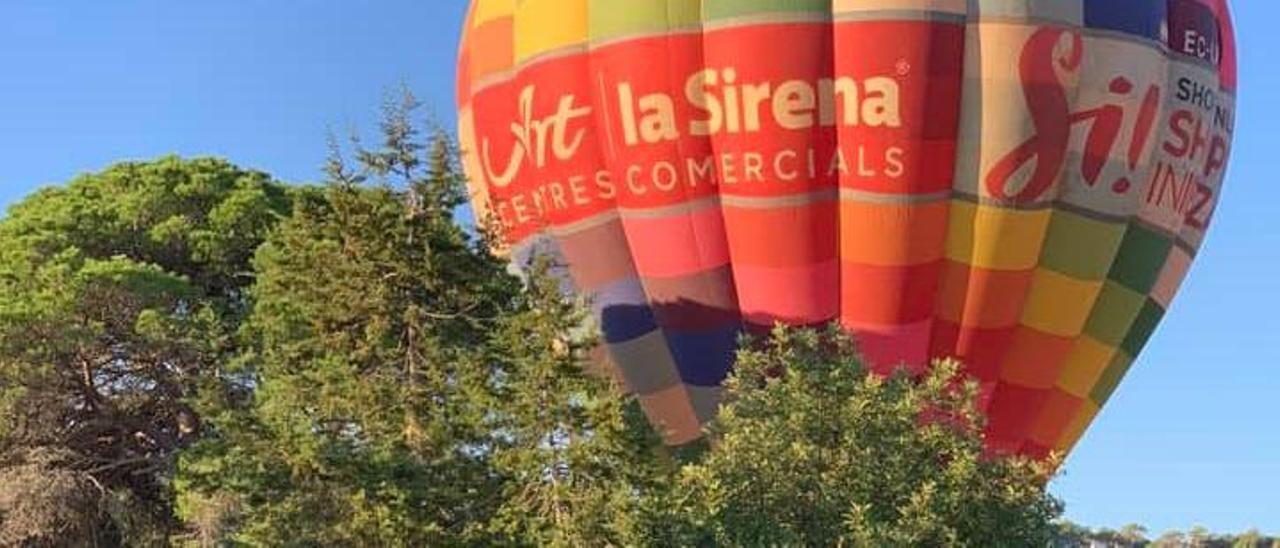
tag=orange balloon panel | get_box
[456,0,1237,456]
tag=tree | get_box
[0,157,290,543]
[1120,523,1151,546]
[174,93,669,546]
[483,257,667,547]
[1191,525,1214,547]
[1056,520,1096,546]
[1235,529,1264,548]
[1154,530,1189,547]
[633,325,1063,546]
[174,94,526,546]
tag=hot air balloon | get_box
[455,0,1237,458]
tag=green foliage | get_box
[0,157,291,543]
[1121,523,1152,545]
[177,94,674,547]
[175,94,522,546]
[1060,521,1280,547]
[634,325,1064,547]
[484,258,668,547]
[1,156,291,303]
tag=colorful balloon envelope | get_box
[456,0,1237,458]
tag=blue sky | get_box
[1,1,1276,534]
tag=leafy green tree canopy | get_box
[175,96,533,546]
[0,157,291,544]
[638,325,1064,547]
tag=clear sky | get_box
[1,1,1276,535]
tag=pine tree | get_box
[485,257,667,546]
[175,92,669,546]
[0,157,291,544]
[174,93,521,546]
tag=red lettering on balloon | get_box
[985,29,1162,204]
[984,28,1082,203]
